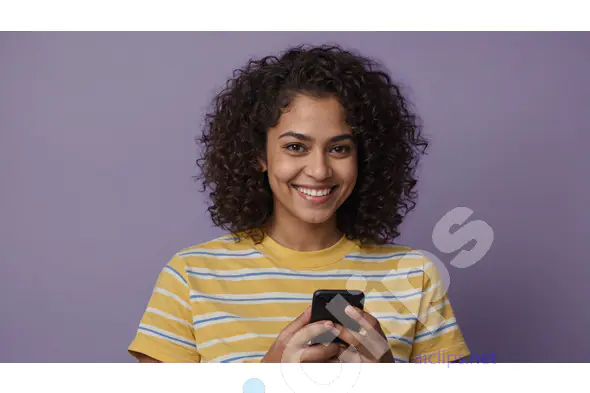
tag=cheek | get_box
[336,160,358,185]
[269,158,300,185]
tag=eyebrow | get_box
[278,131,355,143]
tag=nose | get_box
[305,151,333,180]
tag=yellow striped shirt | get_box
[128,232,470,363]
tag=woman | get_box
[128,45,470,363]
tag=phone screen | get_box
[309,289,365,345]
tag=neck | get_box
[263,213,342,252]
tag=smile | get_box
[291,185,337,203]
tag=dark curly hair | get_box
[195,44,429,245]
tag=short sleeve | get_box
[128,254,201,362]
[409,256,470,363]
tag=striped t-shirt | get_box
[128,232,470,363]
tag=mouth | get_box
[291,184,338,204]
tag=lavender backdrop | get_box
[1,32,588,362]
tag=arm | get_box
[131,351,161,363]
[127,255,202,363]
[409,255,471,363]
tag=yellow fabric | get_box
[128,232,470,363]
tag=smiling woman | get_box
[127,45,471,364]
[260,94,358,231]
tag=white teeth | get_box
[294,186,333,197]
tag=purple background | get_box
[1,32,588,362]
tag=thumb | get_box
[281,305,312,337]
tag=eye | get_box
[331,145,352,155]
[285,143,307,153]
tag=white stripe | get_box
[345,251,424,263]
[163,267,188,288]
[153,287,191,311]
[137,323,196,349]
[185,266,424,281]
[365,288,425,301]
[208,351,267,363]
[415,317,457,336]
[193,312,293,330]
[412,280,442,300]
[191,291,310,300]
[198,333,278,350]
[177,247,263,259]
[370,312,418,324]
[145,307,192,328]
[190,291,312,304]
[189,288,427,304]
[193,311,230,322]
[418,298,450,320]
[413,321,459,344]
[422,260,434,271]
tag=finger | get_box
[299,343,342,363]
[344,305,382,333]
[333,324,362,349]
[280,306,312,337]
[335,323,390,362]
[289,321,339,347]
[327,344,357,363]
[335,346,368,363]
[344,306,388,352]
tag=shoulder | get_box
[355,242,426,263]
[345,241,431,278]
[172,231,262,268]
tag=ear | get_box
[257,157,267,172]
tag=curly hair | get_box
[195,44,429,245]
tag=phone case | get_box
[309,289,365,345]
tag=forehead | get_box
[272,94,350,135]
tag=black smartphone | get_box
[309,289,365,345]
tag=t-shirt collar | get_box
[254,231,360,268]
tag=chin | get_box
[294,210,336,225]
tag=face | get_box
[260,94,358,226]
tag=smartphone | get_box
[309,289,365,345]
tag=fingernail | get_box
[345,305,358,317]
[324,321,334,328]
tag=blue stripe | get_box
[164,266,187,286]
[344,252,423,261]
[186,270,421,280]
[191,292,420,302]
[179,251,263,258]
[386,335,413,345]
[190,294,311,302]
[379,315,418,322]
[414,321,458,340]
[220,354,264,363]
[366,290,422,300]
[193,315,240,326]
[394,357,407,363]
[138,326,196,348]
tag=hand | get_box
[330,305,395,363]
[261,306,344,363]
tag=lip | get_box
[291,185,337,205]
